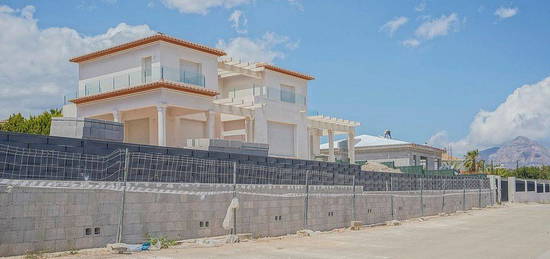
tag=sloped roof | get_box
[320,134,410,149]
[256,63,315,80]
[70,34,226,63]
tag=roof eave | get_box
[69,81,218,104]
[69,34,227,63]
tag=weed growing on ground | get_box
[146,233,178,249]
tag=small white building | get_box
[320,134,444,170]
[63,33,359,161]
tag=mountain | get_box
[480,136,550,168]
[479,147,500,161]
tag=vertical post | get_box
[478,178,482,208]
[420,177,424,217]
[328,130,335,162]
[489,176,497,205]
[463,177,466,211]
[156,105,167,146]
[347,131,356,164]
[442,178,446,212]
[117,149,130,243]
[232,161,237,235]
[304,170,309,229]
[390,194,395,220]
[352,175,356,222]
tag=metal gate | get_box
[501,180,508,202]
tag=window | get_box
[180,59,203,86]
[141,56,152,83]
[280,85,296,103]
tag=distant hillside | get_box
[479,147,500,161]
[480,136,550,168]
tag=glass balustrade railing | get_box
[226,85,307,106]
[76,66,205,98]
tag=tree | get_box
[463,149,486,173]
[0,109,62,135]
[464,150,479,172]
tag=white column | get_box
[206,110,216,139]
[347,130,355,164]
[112,110,121,123]
[245,117,253,142]
[311,129,321,159]
[215,112,223,139]
[328,129,335,162]
[253,111,268,144]
[157,105,166,146]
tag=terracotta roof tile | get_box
[70,34,226,63]
[256,63,315,80]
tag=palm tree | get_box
[478,160,486,172]
[464,150,479,172]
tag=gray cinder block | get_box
[50,117,123,142]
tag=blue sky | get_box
[1,0,549,153]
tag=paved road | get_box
[53,204,550,259]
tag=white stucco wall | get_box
[158,42,219,91]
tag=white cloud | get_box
[288,0,304,11]
[415,13,459,40]
[428,76,550,155]
[216,32,298,63]
[229,10,247,34]
[402,38,420,48]
[380,16,408,37]
[415,1,426,12]
[159,0,250,15]
[0,5,155,118]
[0,5,14,13]
[494,7,518,19]
[427,130,450,148]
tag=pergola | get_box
[308,115,360,163]
[217,57,263,79]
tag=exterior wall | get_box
[219,75,261,99]
[219,70,310,159]
[78,43,161,86]
[158,42,219,91]
[0,180,493,257]
[262,69,308,103]
[352,147,441,170]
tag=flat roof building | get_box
[321,134,444,170]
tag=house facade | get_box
[320,134,444,170]
[63,34,359,161]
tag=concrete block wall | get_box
[0,180,494,257]
[0,185,120,256]
[50,118,124,142]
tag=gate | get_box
[501,180,508,202]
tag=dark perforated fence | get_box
[0,143,489,191]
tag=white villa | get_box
[63,33,359,161]
[320,134,444,170]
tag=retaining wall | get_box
[0,180,494,256]
[503,177,550,204]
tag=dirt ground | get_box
[8,203,550,259]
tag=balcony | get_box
[226,85,307,106]
[76,66,205,98]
